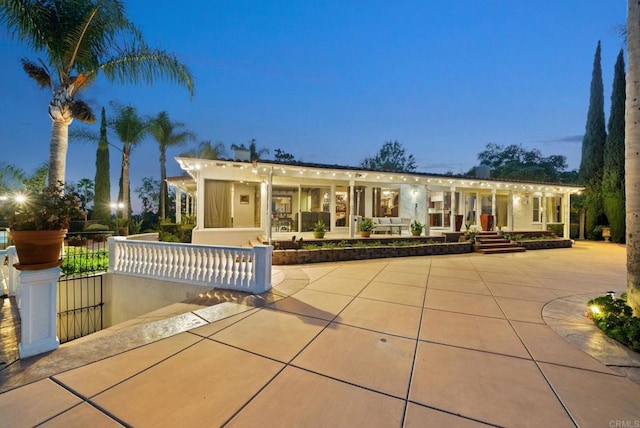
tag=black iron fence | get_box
[57,231,112,343]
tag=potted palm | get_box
[359,218,375,237]
[1,183,84,270]
[312,220,328,238]
[410,220,424,236]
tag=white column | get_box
[542,192,547,231]
[508,190,514,231]
[424,185,431,236]
[330,183,336,230]
[175,189,182,224]
[449,186,456,232]
[18,267,61,358]
[491,188,496,231]
[267,168,273,243]
[564,192,571,238]
[349,180,355,238]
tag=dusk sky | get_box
[0,1,626,211]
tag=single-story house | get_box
[168,156,583,247]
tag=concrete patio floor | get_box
[1,241,639,427]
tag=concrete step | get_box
[476,237,511,244]
[477,246,527,254]
[475,242,518,249]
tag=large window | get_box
[429,191,451,228]
[532,196,562,223]
[204,180,232,228]
[372,187,399,217]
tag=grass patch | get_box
[587,294,640,352]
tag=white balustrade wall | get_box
[108,237,272,294]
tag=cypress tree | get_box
[92,107,111,223]
[579,41,607,238]
[603,49,626,243]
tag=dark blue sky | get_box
[0,1,625,210]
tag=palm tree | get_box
[148,111,195,220]
[181,140,228,160]
[0,0,194,187]
[109,103,148,222]
[76,178,95,211]
[627,0,640,315]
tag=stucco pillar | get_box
[18,267,61,358]
[330,184,336,230]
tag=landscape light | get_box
[590,305,600,315]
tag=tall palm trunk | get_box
[121,148,131,221]
[47,86,75,186]
[626,0,640,315]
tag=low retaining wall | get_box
[273,241,472,265]
[515,239,573,250]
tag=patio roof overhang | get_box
[173,157,585,195]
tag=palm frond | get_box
[70,99,96,123]
[69,127,99,144]
[21,58,51,89]
[98,44,195,97]
[0,0,52,51]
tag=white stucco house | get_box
[168,157,583,247]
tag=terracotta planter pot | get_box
[10,229,67,270]
[360,231,371,238]
[480,214,494,231]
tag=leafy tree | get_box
[469,143,571,182]
[274,148,296,162]
[135,176,160,230]
[93,108,111,223]
[148,111,195,220]
[0,162,26,193]
[579,41,607,239]
[23,162,48,190]
[181,140,227,160]
[360,140,417,172]
[0,0,194,186]
[135,177,160,215]
[626,0,640,315]
[110,103,148,221]
[603,49,626,243]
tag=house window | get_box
[532,197,542,223]
[372,187,399,217]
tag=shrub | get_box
[546,223,564,237]
[85,223,110,232]
[587,294,640,352]
[61,247,109,276]
[159,232,180,242]
[67,235,87,247]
